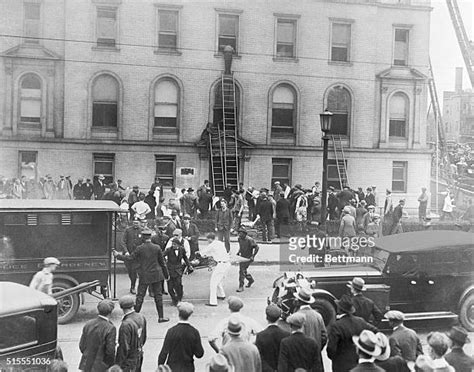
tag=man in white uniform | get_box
[199,233,231,307]
[29,257,60,295]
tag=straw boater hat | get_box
[375,332,391,361]
[205,354,234,372]
[293,287,315,304]
[347,277,366,292]
[352,330,382,357]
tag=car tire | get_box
[312,298,336,327]
[459,292,474,332]
[52,280,80,324]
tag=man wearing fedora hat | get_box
[221,316,262,372]
[350,330,384,371]
[445,326,474,372]
[236,227,259,292]
[293,287,327,370]
[384,310,422,363]
[278,312,321,372]
[374,332,411,372]
[347,277,383,326]
[93,174,106,200]
[183,188,198,218]
[327,294,378,372]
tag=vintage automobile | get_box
[0,282,58,372]
[0,200,123,323]
[272,231,474,330]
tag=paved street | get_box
[58,264,474,372]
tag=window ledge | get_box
[92,46,121,52]
[154,49,182,56]
[214,53,241,59]
[92,126,119,132]
[18,123,41,130]
[328,60,353,66]
[389,137,408,141]
[153,127,179,134]
[273,57,299,63]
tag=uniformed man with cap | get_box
[236,227,259,292]
[121,219,143,294]
[116,295,147,372]
[79,299,116,372]
[29,257,60,295]
[347,277,383,326]
[384,310,422,362]
[114,229,170,323]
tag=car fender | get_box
[458,284,474,308]
[312,289,337,305]
[53,274,85,305]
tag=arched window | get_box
[389,93,408,138]
[20,74,41,123]
[154,79,179,128]
[92,74,118,127]
[326,85,351,136]
[271,84,296,136]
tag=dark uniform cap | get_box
[141,228,153,236]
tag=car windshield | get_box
[357,245,391,271]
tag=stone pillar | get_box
[3,61,14,137]
[45,65,55,137]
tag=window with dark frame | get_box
[394,28,409,66]
[218,14,239,53]
[392,161,407,192]
[155,155,175,187]
[271,158,292,186]
[93,153,115,185]
[92,75,118,128]
[24,2,41,44]
[272,84,296,137]
[97,7,117,48]
[276,19,296,58]
[158,9,178,50]
[327,86,351,136]
[20,74,41,124]
[331,23,351,62]
[389,93,408,138]
[154,79,178,128]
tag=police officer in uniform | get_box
[236,227,259,293]
[121,219,143,294]
[114,229,170,323]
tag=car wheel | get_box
[52,280,80,324]
[459,293,474,332]
[312,298,336,327]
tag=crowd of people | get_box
[41,277,473,372]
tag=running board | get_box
[381,311,458,322]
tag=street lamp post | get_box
[319,109,333,228]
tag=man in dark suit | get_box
[375,332,411,372]
[121,219,143,294]
[158,302,204,372]
[275,193,290,238]
[365,188,376,208]
[93,174,106,200]
[445,326,474,372]
[389,199,405,235]
[278,312,321,372]
[116,295,147,372]
[181,214,200,260]
[328,186,339,220]
[82,178,94,200]
[347,277,383,326]
[350,330,384,372]
[215,199,233,252]
[327,295,378,372]
[79,299,116,372]
[113,229,169,323]
[163,238,192,305]
[256,304,290,372]
[384,310,422,362]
